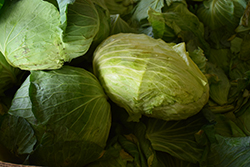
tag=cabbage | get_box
[3,66,111,166]
[197,0,246,31]
[93,33,209,122]
[0,0,100,70]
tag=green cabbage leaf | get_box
[6,66,111,166]
[148,2,210,55]
[145,113,207,164]
[0,0,99,70]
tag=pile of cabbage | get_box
[0,0,250,166]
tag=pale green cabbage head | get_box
[93,33,209,122]
[0,0,100,70]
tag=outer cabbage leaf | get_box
[130,0,185,24]
[189,48,207,73]
[230,35,250,61]
[117,123,159,167]
[93,33,209,122]
[86,142,133,167]
[110,14,137,35]
[91,0,110,46]
[197,0,246,49]
[131,0,165,24]
[104,0,137,16]
[202,134,250,167]
[131,122,159,167]
[0,0,99,70]
[57,0,99,59]
[145,113,207,163]
[8,76,35,124]
[0,114,37,159]
[199,112,250,167]
[156,151,199,167]
[148,3,210,55]
[238,35,250,61]
[147,8,176,41]
[8,66,111,166]
[197,0,246,31]
[206,62,231,106]
[226,72,250,114]
[229,57,250,80]
[0,0,63,70]
[32,132,105,167]
[234,100,250,136]
[236,2,250,33]
[0,52,22,95]
[207,49,231,74]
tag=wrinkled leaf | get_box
[189,47,207,73]
[207,49,231,74]
[130,0,165,25]
[0,0,99,70]
[200,112,250,167]
[32,132,105,167]
[144,113,207,163]
[57,0,100,59]
[0,114,37,156]
[86,141,132,167]
[92,1,110,46]
[8,66,112,166]
[229,57,250,80]
[8,76,36,124]
[110,14,137,35]
[234,100,250,136]
[236,1,250,32]
[197,0,246,31]
[206,62,231,105]
[148,3,210,55]
[156,151,199,167]
[104,0,137,16]
[0,0,63,70]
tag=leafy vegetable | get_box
[104,0,138,16]
[0,114,36,160]
[206,62,231,106]
[110,14,137,35]
[93,33,209,122]
[148,2,210,55]
[197,0,246,31]
[6,66,111,166]
[196,0,247,49]
[131,0,165,24]
[144,113,207,163]
[1,0,250,166]
[199,111,250,167]
[0,0,100,70]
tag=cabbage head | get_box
[0,0,100,70]
[197,0,246,31]
[7,66,111,166]
[93,33,209,122]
